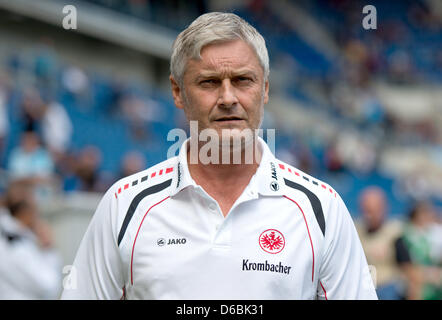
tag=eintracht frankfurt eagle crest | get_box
[259,229,285,254]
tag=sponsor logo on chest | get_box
[240,229,292,275]
[242,259,292,274]
[157,237,187,246]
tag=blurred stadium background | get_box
[0,0,440,299]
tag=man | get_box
[0,182,61,299]
[396,202,442,300]
[355,187,412,299]
[61,12,377,300]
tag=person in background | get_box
[19,87,45,134]
[396,202,442,300]
[63,145,111,193]
[18,86,73,169]
[7,130,55,187]
[40,99,73,164]
[355,186,409,299]
[428,207,442,266]
[0,181,62,299]
[118,151,147,180]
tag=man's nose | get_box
[218,79,239,108]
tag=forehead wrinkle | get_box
[198,56,259,79]
[198,68,256,79]
[205,55,247,70]
[185,41,263,81]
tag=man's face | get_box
[361,189,386,230]
[171,39,269,140]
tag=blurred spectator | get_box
[118,151,147,179]
[63,145,109,193]
[61,65,91,110]
[324,141,344,173]
[7,130,55,187]
[6,52,22,77]
[388,49,415,84]
[61,66,89,98]
[396,202,442,300]
[101,77,127,116]
[19,86,72,161]
[428,211,442,265]
[20,87,45,133]
[276,147,297,168]
[408,2,441,31]
[334,133,376,174]
[40,100,73,161]
[120,93,162,141]
[355,88,385,127]
[0,181,62,299]
[277,142,311,173]
[355,186,406,299]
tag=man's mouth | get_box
[214,117,244,122]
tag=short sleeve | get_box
[317,194,378,300]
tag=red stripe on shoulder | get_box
[130,196,170,285]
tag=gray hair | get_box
[170,12,269,87]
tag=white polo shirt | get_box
[61,138,377,300]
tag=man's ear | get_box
[263,80,269,104]
[170,75,185,109]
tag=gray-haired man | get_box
[62,12,377,300]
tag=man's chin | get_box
[211,119,247,132]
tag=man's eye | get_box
[200,79,217,85]
[235,77,252,83]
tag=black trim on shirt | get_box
[284,178,326,236]
[117,179,172,246]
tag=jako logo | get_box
[158,238,187,246]
[270,162,278,180]
[270,180,279,192]
[259,229,285,254]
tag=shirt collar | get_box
[252,136,285,196]
[169,138,198,197]
[169,136,285,197]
